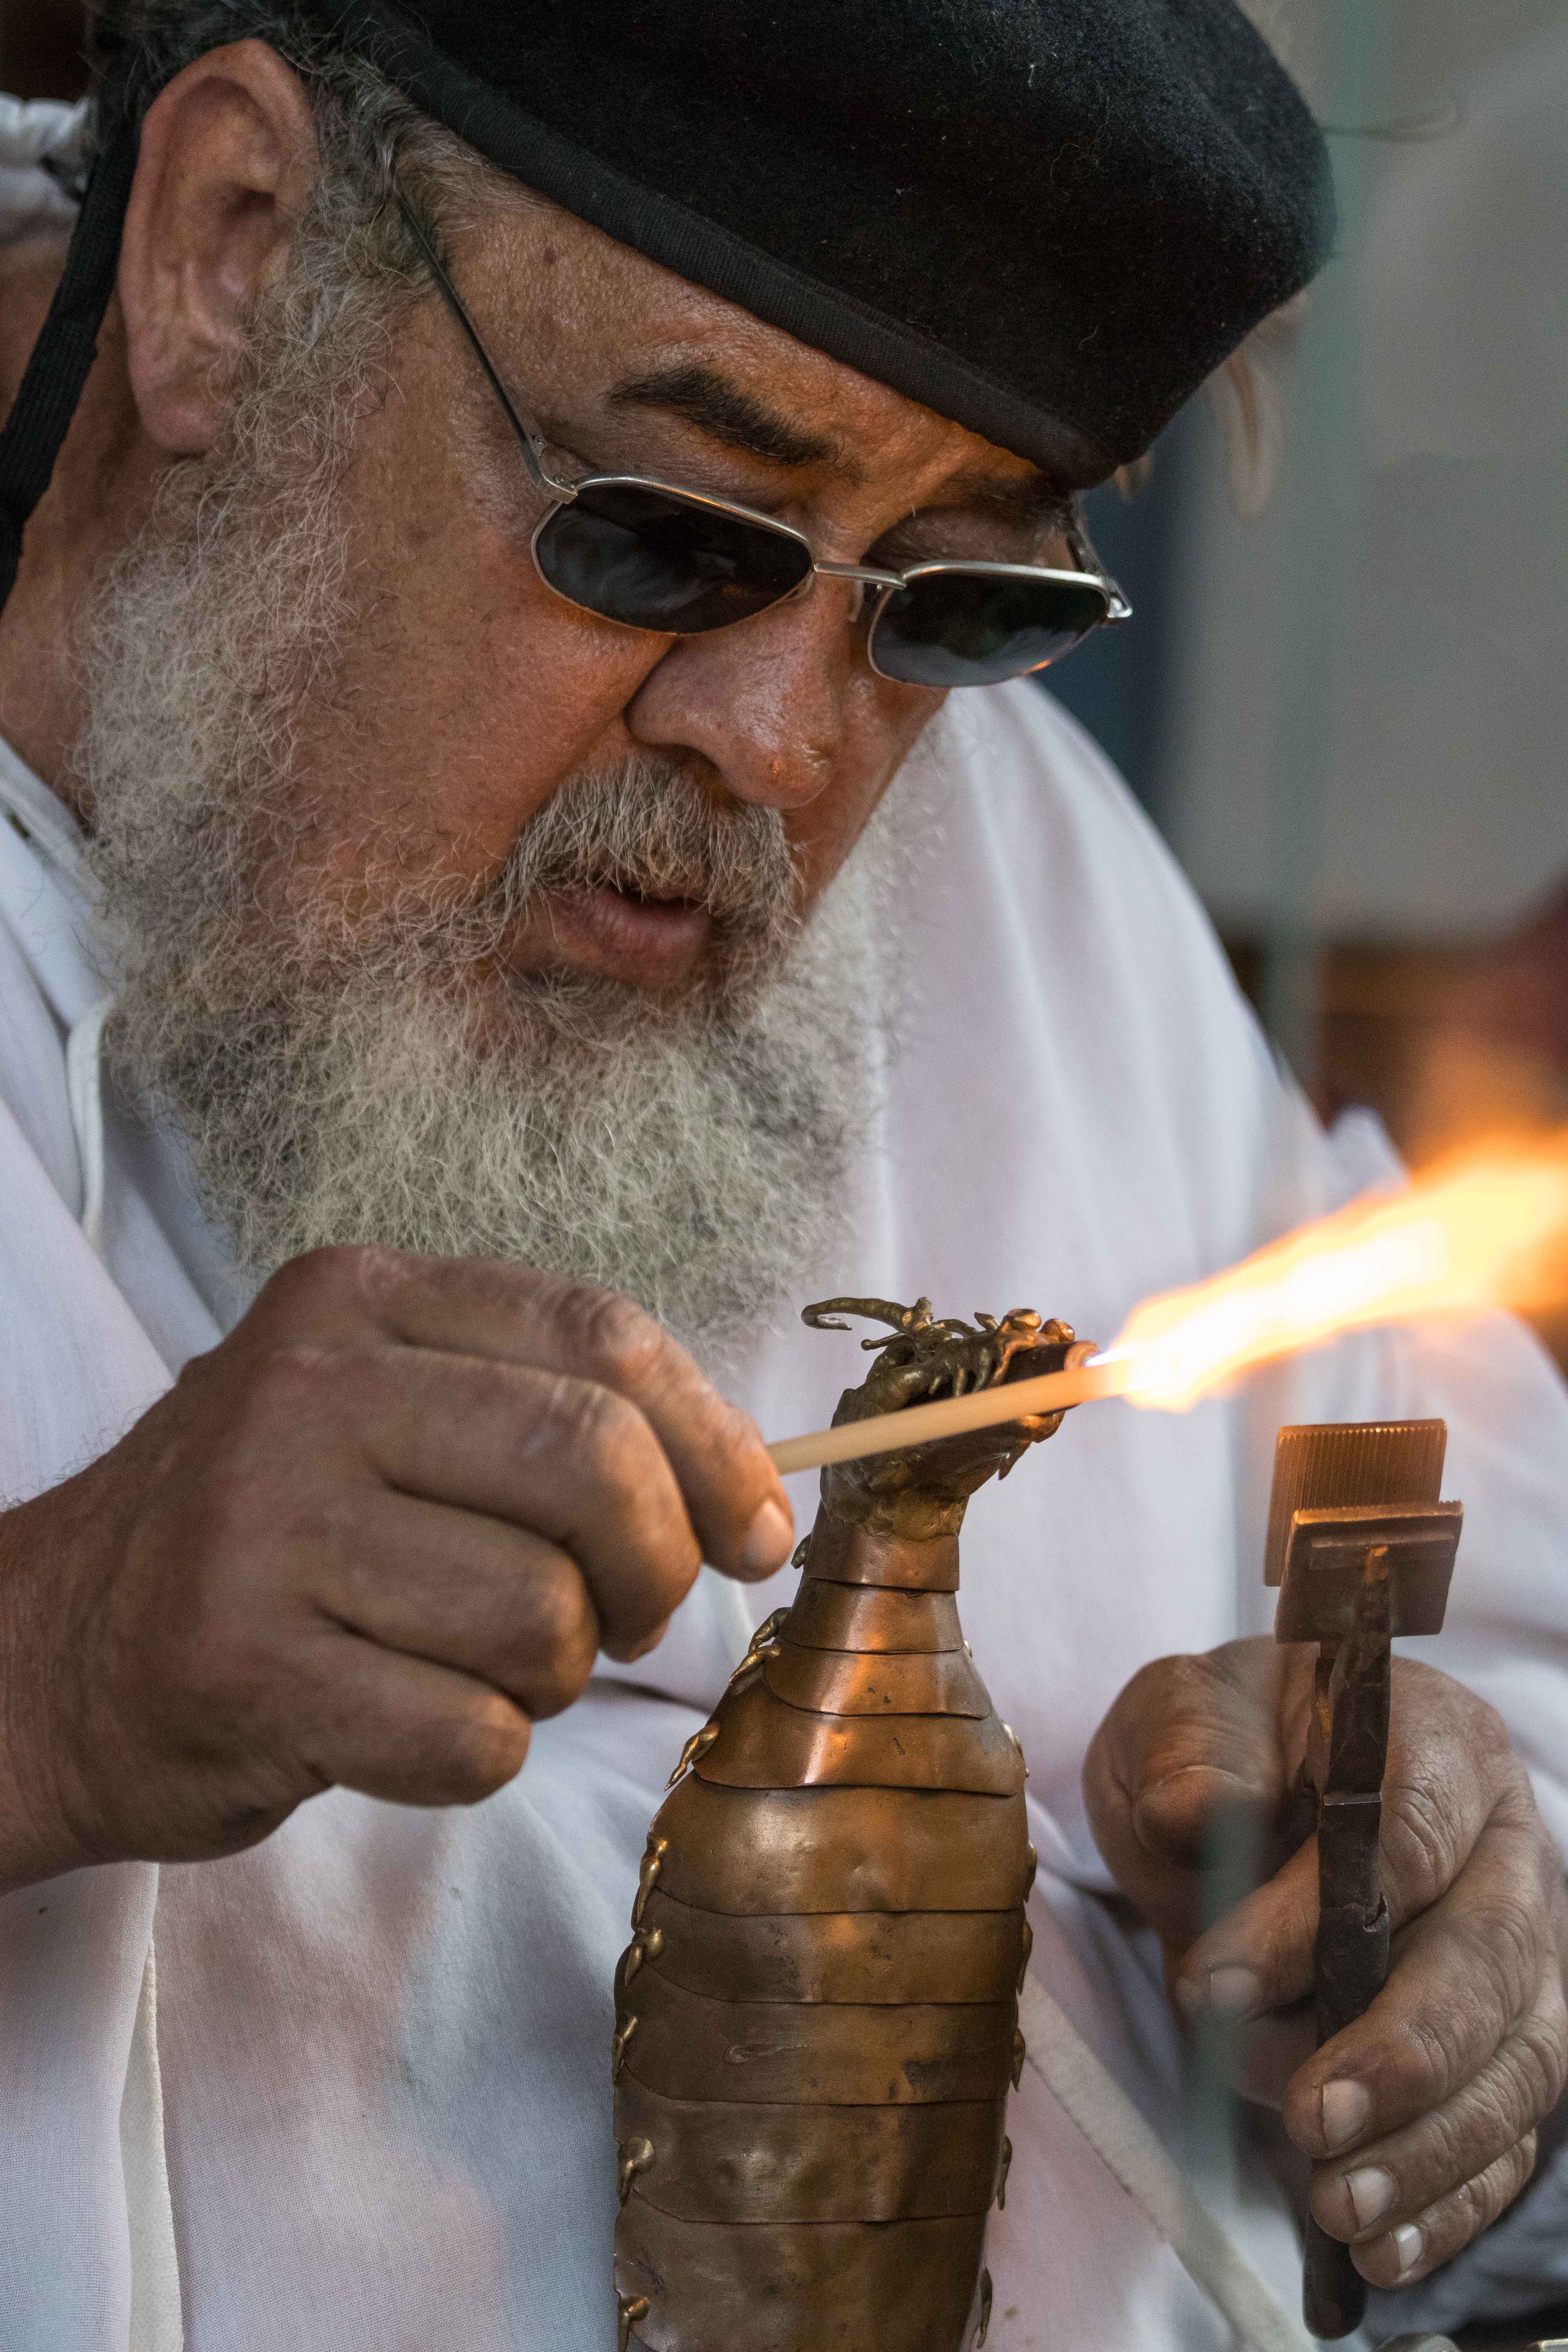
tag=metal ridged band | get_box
[631,1892,1028,2005]
[763,1642,993,1718]
[803,1512,961,1591]
[783,1580,962,1653]
[695,1678,1024,1795]
[615,2075,1007,2222]
[620,1968,1018,2105]
[652,1778,1031,1914]
[615,2201,989,2351]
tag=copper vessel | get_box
[613,1299,1079,2352]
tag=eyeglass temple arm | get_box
[1067,510,1132,622]
[388,177,568,500]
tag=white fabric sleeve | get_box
[0,93,88,246]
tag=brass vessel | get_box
[612,1299,1078,2352]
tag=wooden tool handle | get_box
[1303,1893,1391,2338]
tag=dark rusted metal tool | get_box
[1265,1421,1464,2341]
[612,1298,1080,2352]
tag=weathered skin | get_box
[611,1300,1074,2352]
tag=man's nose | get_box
[623,575,864,812]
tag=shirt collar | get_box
[0,728,118,1028]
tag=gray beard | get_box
[69,260,921,1356]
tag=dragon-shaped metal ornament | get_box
[612,1297,1080,2352]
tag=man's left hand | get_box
[1083,1639,1568,2287]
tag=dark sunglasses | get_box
[393,185,1132,688]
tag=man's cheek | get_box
[335,610,642,868]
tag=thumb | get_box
[1083,1638,1293,1947]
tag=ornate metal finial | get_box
[802,1294,939,1338]
[802,1298,1068,1399]
[801,1296,1078,1537]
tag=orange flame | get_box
[1093,1139,1568,1411]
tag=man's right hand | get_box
[0,1246,795,1893]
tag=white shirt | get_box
[4,678,1568,2352]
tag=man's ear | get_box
[118,39,319,454]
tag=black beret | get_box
[347,0,1333,483]
[0,0,1332,606]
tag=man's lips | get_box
[532,883,713,990]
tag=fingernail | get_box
[1391,2221,1423,2278]
[1320,2079,1373,2152]
[1342,2165,1397,2232]
[1205,1964,1262,2019]
[743,1498,794,1577]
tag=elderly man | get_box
[0,5,1565,2349]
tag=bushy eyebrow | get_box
[608,364,842,470]
[606,360,1076,537]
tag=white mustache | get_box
[489,759,800,938]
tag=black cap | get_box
[0,0,1332,607]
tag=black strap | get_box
[0,93,141,610]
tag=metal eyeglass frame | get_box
[389,178,1132,680]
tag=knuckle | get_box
[1442,2168,1493,2252]
[1112,1655,1203,1767]
[524,1379,699,1605]
[560,1393,693,1579]
[523,1644,597,1722]
[258,1243,381,1320]
[561,1379,653,1488]
[526,1569,597,1679]
[1444,2175,1488,2250]
[431,1694,532,1802]
[562,1286,668,1393]
[1467,2136,1535,2229]
[1457,2149,1512,2234]
[715,1400,769,1481]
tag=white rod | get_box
[767,1359,1129,1476]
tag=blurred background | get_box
[4,2,1567,2344]
[1058,0,1568,1368]
[0,0,85,101]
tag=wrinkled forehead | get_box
[446,181,1061,502]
